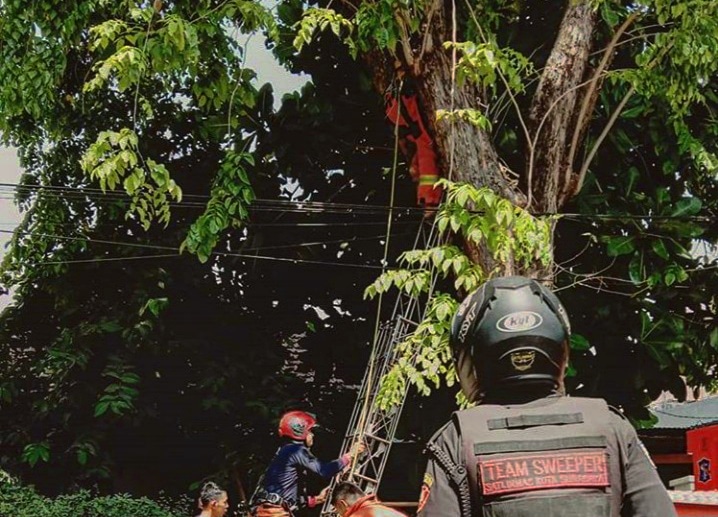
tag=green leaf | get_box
[606,236,635,257]
[671,197,702,217]
[94,402,109,417]
[570,334,591,351]
[651,239,670,260]
[565,362,577,378]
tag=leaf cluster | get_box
[366,181,554,408]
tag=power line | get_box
[36,253,181,265]
[0,183,429,215]
[14,232,406,266]
[0,182,714,222]
[0,229,397,271]
[0,225,406,246]
[0,187,428,217]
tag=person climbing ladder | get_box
[251,411,365,517]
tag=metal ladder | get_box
[320,220,441,515]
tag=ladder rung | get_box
[353,472,378,484]
[364,432,391,444]
[397,315,419,326]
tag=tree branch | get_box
[576,40,675,191]
[526,0,596,212]
[576,84,635,191]
[462,0,533,171]
[566,12,640,192]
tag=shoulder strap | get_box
[451,411,483,517]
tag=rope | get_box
[349,79,405,478]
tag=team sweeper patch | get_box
[478,450,609,496]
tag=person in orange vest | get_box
[384,79,442,208]
[331,481,406,517]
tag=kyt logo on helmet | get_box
[496,311,543,333]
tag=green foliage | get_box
[80,129,182,229]
[21,442,50,468]
[0,0,270,255]
[367,181,555,407]
[353,1,403,53]
[94,358,140,418]
[433,180,554,273]
[612,0,718,179]
[436,109,492,131]
[0,472,184,517]
[445,40,534,93]
[182,150,255,263]
[294,8,355,55]
[0,0,390,491]
[0,0,716,494]
[375,294,457,410]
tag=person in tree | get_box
[385,75,442,208]
[251,411,365,517]
[197,482,229,517]
[418,276,677,517]
[331,481,406,517]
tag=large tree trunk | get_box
[361,0,600,277]
[363,0,522,206]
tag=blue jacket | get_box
[258,442,348,508]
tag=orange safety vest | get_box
[385,90,442,207]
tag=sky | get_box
[0,32,308,309]
[0,146,22,256]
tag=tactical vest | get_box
[454,397,624,517]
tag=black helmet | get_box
[450,276,571,403]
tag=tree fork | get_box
[359,0,564,278]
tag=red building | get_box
[641,396,718,515]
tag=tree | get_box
[292,0,718,418]
[0,0,715,494]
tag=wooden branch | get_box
[463,0,533,169]
[394,11,415,68]
[576,40,675,191]
[416,0,441,68]
[526,0,596,212]
[566,12,640,193]
[576,84,635,191]
[528,73,605,209]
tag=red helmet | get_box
[278,411,317,440]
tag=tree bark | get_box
[363,0,523,207]
[360,0,602,279]
[527,1,597,213]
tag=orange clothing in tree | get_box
[385,86,442,207]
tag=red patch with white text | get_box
[478,450,609,496]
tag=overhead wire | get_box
[0,229,410,271]
[0,182,713,222]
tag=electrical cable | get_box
[13,232,414,267]
[350,77,404,478]
[0,182,714,222]
[0,229,403,271]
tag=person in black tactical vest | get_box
[417,276,677,517]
